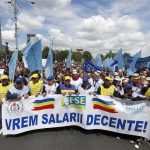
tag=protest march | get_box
[0,39,149,140]
[0,0,150,150]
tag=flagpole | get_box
[8,0,35,50]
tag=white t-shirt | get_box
[71,78,82,90]
[78,85,95,95]
[44,83,59,94]
[89,78,104,92]
[9,85,29,97]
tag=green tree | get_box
[100,54,105,61]
[0,51,5,60]
[42,46,49,59]
[18,51,23,61]
[72,52,82,62]
[105,50,115,59]
[83,51,93,61]
[55,50,69,62]
[123,52,131,57]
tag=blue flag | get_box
[93,54,102,67]
[8,50,18,80]
[103,58,109,68]
[66,50,72,68]
[114,49,124,69]
[22,39,42,72]
[84,61,104,73]
[103,58,113,69]
[45,48,53,78]
[127,51,141,76]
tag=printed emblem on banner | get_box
[8,101,23,115]
[32,98,55,111]
[61,96,86,109]
[92,98,118,113]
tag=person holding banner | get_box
[131,73,142,94]
[70,69,82,90]
[78,77,94,95]
[121,83,148,101]
[90,71,104,92]
[96,76,116,96]
[6,77,30,100]
[42,76,58,95]
[141,77,150,98]
[29,73,43,96]
[57,76,76,94]
[0,74,12,100]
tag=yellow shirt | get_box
[0,83,13,99]
[145,87,150,97]
[29,80,43,95]
[100,85,115,96]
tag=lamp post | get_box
[5,42,9,62]
[51,38,56,50]
[8,0,35,50]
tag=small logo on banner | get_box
[92,98,118,113]
[61,96,86,109]
[32,98,55,111]
[8,101,23,115]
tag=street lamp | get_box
[5,42,9,62]
[51,38,56,50]
[7,0,35,50]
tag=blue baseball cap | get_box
[15,77,23,83]
[83,77,88,82]
[126,83,133,89]
[47,76,54,80]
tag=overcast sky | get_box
[0,0,150,57]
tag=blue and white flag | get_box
[127,51,141,76]
[103,57,114,70]
[66,50,72,68]
[84,61,104,73]
[45,48,53,78]
[22,39,42,72]
[93,54,102,67]
[8,50,18,80]
[114,49,124,69]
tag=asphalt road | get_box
[0,127,149,150]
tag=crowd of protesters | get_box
[0,61,149,100]
[0,60,150,148]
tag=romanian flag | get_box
[93,98,117,113]
[32,98,55,111]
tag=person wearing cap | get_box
[122,83,147,101]
[29,73,43,96]
[141,77,150,98]
[42,76,58,95]
[57,76,76,94]
[113,76,124,96]
[78,78,94,95]
[6,77,30,100]
[0,74,12,132]
[96,76,116,96]
[131,73,142,94]
[70,69,82,90]
[0,75,12,100]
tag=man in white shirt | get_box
[6,77,29,100]
[71,69,82,90]
[89,71,104,92]
[42,76,58,95]
[78,78,94,95]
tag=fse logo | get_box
[61,96,86,109]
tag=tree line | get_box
[0,47,131,62]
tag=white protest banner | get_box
[2,95,150,139]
